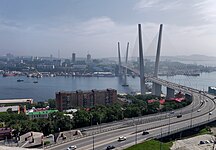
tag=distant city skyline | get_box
[0,0,216,58]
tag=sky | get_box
[0,0,216,58]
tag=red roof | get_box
[159,99,165,104]
[169,97,185,102]
[147,99,166,105]
[147,99,156,103]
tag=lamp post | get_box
[92,135,95,150]
[121,107,126,120]
[135,120,137,145]
[212,135,215,150]
[168,112,171,134]
[90,113,93,126]
[160,128,162,150]
[42,138,44,150]
[190,104,194,127]
[208,105,211,122]
[99,115,102,132]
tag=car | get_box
[209,112,212,115]
[142,131,149,135]
[170,111,174,114]
[106,145,115,150]
[68,145,77,150]
[177,114,182,118]
[204,140,210,144]
[197,109,201,112]
[46,134,53,138]
[199,141,205,144]
[118,136,126,141]
[80,128,87,132]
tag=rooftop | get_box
[27,109,58,116]
[0,99,33,104]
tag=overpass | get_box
[45,24,216,150]
[46,84,216,150]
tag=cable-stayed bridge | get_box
[46,24,216,150]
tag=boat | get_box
[183,73,200,76]
[17,79,24,82]
[3,73,16,77]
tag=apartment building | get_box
[56,89,117,111]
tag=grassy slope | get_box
[125,140,173,150]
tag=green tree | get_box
[48,99,56,109]
[73,110,90,128]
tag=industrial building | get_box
[56,89,117,111]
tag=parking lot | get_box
[171,134,216,150]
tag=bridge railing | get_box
[154,115,216,140]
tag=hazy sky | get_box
[0,0,216,58]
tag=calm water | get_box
[1,72,216,101]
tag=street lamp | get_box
[168,112,171,134]
[90,113,93,126]
[121,107,125,120]
[208,105,211,122]
[135,119,137,145]
[92,135,95,150]
[190,104,194,127]
[160,128,162,150]
[99,115,102,132]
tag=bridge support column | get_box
[152,83,162,96]
[166,87,175,99]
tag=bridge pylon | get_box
[152,24,163,96]
[122,42,129,86]
[138,24,146,95]
[118,42,123,77]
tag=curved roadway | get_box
[46,78,216,150]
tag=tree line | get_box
[0,94,191,136]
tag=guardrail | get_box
[153,116,216,140]
[45,80,214,149]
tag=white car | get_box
[197,109,201,112]
[209,112,212,115]
[67,145,77,150]
[118,136,126,141]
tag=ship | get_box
[183,73,200,76]
[3,73,16,77]
[17,79,24,82]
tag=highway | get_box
[46,77,216,150]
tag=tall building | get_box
[87,53,91,63]
[72,53,76,63]
[56,89,117,111]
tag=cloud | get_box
[0,18,23,31]
[134,0,182,11]
[194,0,216,23]
[0,15,216,58]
